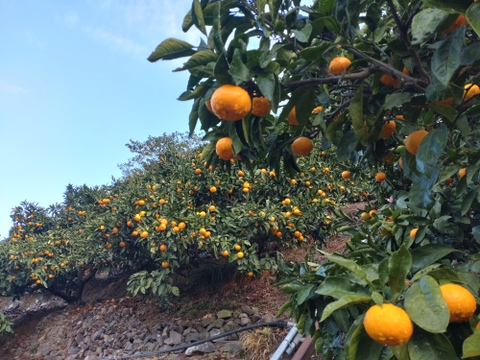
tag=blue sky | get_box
[0,1,203,238]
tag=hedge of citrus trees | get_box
[0,132,369,335]
[145,0,480,358]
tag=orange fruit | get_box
[458,168,467,178]
[291,137,314,157]
[434,97,454,106]
[216,137,234,161]
[409,228,418,239]
[369,209,377,217]
[312,106,323,114]
[140,231,149,238]
[341,170,351,179]
[119,241,126,248]
[360,212,371,221]
[464,83,480,107]
[161,261,170,269]
[380,67,410,87]
[405,130,429,155]
[205,98,214,113]
[381,120,397,139]
[251,96,271,117]
[444,14,469,34]
[247,271,254,277]
[210,186,217,193]
[210,84,251,121]
[159,244,167,252]
[237,251,244,259]
[328,56,352,75]
[221,250,229,257]
[363,303,413,346]
[375,172,387,182]
[440,283,477,323]
[287,107,298,126]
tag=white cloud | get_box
[60,0,203,59]
[0,78,27,94]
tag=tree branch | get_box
[282,66,379,89]
[385,0,430,81]
[342,45,427,92]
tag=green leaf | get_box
[211,1,224,54]
[321,252,372,286]
[316,277,371,299]
[174,50,218,72]
[388,244,412,297]
[229,49,250,84]
[416,126,448,175]
[344,315,386,360]
[472,226,480,243]
[192,0,207,35]
[411,244,457,273]
[336,130,358,162]
[350,86,366,145]
[320,294,372,322]
[462,189,478,216]
[462,331,480,358]
[276,300,292,317]
[407,328,457,359]
[256,72,278,111]
[422,0,472,14]
[431,27,465,86]
[427,103,458,122]
[296,284,315,305]
[412,8,450,45]
[466,2,480,37]
[385,92,412,110]
[461,42,480,66]
[147,38,196,62]
[404,276,449,333]
[292,23,312,43]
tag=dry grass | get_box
[240,326,283,360]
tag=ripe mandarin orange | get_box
[291,137,314,156]
[215,137,234,161]
[210,84,251,121]
[405,130,429,155]
[381,121,397,139]
[328,56,352,75]
[287,107,298,126]
[375,172,387,182]
[380,67,409,87]
[363,303,413,346]
[251,96,271,117]
[440,283,477,323]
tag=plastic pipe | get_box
[270,322,297,360]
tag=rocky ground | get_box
[0,271,295,360]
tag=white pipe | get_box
[270,322,297,360]
[286,333,304,355]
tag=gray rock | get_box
[201,316,215,327]
[217,309,232,319]
[219,340,243,353]
[164,330,183,345]
[241,305,255,316]
[212,318,225,328]
[185,332,199,343]
[184,342,217,356]
[240,316,252,326]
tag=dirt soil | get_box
[0,203,366,360]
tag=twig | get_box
[385,0,430,81]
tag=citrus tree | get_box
[147,0,480,358]
[0,132,366,336]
